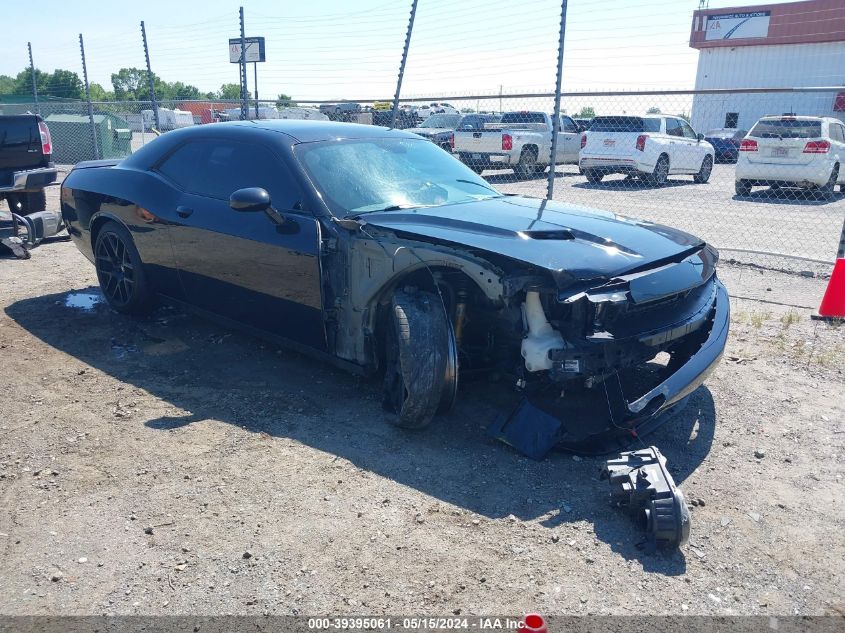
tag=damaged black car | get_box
[61,120,729,453]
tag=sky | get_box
[0,0,804,110]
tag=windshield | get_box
[419,114,461,128]
[295,137,502,217]
[750,119,821,139]
[590,117,661,133]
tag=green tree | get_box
[276,93,297,108]
[44,69,83,99]
[165,81,201,100]
[575,106,595,118]
[647,106,661,114]
[675,112,690,122]
[111,67,157,101]
[89,83,114,102]
[0,74,16,95]
[460,107,476,113]
[217,83,242,100]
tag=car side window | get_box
[155,142,208,190]
[159,139,302,210]
[665,118,683,137]
[681,122,698,139]
[560,116,578,133]
[830,124,845,143]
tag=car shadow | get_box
[733,187,843,205]
[573,176,699,191]
[483,167,579,185]
[6,287,715,572]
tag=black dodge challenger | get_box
[61,120,729,448]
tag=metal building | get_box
[689,0,845,133]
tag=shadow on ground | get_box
[733,186,844,205]
[6,287,716,573]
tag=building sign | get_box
[229,37,266,63]
[705,11,770,41]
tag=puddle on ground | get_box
[64,292,104,311]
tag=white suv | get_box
[735,116,845,199]
[579,115,715,186]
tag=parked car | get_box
[452,111,580,177]
[61,120,728,442]
[0,114,56,215]
[735,115,845,199]
[412,113,463,151]
[579,116,714,186]
[319,103,362,116]
[414,114,503,152]
[416,102,458,119]
[704,128,748,163]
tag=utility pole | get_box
[27,43,39,115]
[389,0,418,129]
[254,62,259,119]
[546,0,569,200]
[499,84,502,113]
[140,21,160,132]
[239,6,248,120]
[79,33,100,160]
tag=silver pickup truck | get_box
[452,111,580,177]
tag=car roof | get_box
[228,119,421,143]
[757,115,829,121]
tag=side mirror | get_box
[229,187,271,212]
[697,133,705,141]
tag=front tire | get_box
[735,179,752,196]
[693,155,713,184]
[383,289,450,430]
[94,221,154,315]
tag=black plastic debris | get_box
[601,446,690,549]
[488,399,563,461]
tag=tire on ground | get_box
[93,220,155,316]
[513,147,538,180]
[735,180,751,196]
[383,289,450,430]
[584,169,603,184]
[649,155,669,187]
[693,155,713,184]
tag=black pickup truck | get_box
[0,114,57,215]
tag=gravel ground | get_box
[0,183,843,619]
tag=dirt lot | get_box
[1,187,844,618]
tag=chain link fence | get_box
[3,89,844,272]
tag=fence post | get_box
[239,6,248,121]
[79,33,100,161]
[27,42,39,116]
[390,0,418,129]
[546,0,569,200]
[140,21,160,132]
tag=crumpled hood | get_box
[362,196,707,289]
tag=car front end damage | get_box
[336,214,728,456]
[496,248,729,456]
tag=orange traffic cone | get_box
[521,614,548,633]
[812,225,845,321]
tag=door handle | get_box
[176,206,194,218]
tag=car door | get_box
[681,120,706,172]
[664,118,689,171]
[156,138,326,351]
[557,115,580,163]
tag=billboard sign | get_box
[229,37,266,63]
[705,11,770,41]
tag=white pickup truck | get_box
[452,111,580,178]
